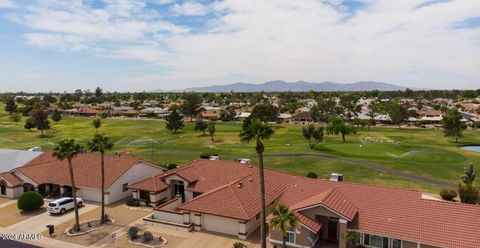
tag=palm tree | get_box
[239,118,274,248]
[53,139,84,232]
[92,118,101,132]
[88,134,113,224]
[269,204,299,248]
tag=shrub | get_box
[166,163,177,170]
[127,226,139,239]
[126,198,140,207]
[233,241,245,248]
[439,188,457,201]
[17,191,44,211]
[143,231,153,242]
[306,172,318,178]
[200,153,210,159]
[458,183,480,204]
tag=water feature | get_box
[462,146,480,153]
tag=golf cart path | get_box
[263,153,455,188]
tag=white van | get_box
[47,197,83,215]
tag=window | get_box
[286,228,295,243]
[122,183,128,192]
[392,239,402,248]
[363,234,402,248]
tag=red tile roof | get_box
[279,177,480,248]
[295,212,322,233]
[0,172,23,186]
[16,152,150,189]
[289,187,358,221]
[129,160,258,193]
[178,168,293,220]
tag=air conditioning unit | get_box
[330,173,344,182]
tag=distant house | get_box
[200,109,221,120]
[291,111,313,123]
[0,150,163,204]
[417,108,443,125]
[235,112,251,121]
[128,159,480,248]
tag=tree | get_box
[269,204,299,248]
[92,118,101,132]
[194,118,208,136]
[327,116,356,143]
[10,112,21,123]
[302,125,324,149]
[339,94,361,121]
[181,93,203,121]
[24,118,35,131]
[251,103,279,122]
[4,95,17,114]
[442,108,466,143]
[346,231,361,248]
[310,98,336,123]
[220,106,236,122]
[30,105,50,136]
[239,118,274,248]
[53,139,84,232]
[88,134,113,224]
[208,121,216,142]
[51,109,62,122]
[165,108,184,133]
[458,164,479,204]
[388,103,408,128]
[95,87,103,98]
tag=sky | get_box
[0,0,479,92]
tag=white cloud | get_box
[0,0,16,9]
[2,0,480,90]
[171,2,210,16]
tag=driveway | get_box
[6,202,99,234]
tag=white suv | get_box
[48,197,83,215]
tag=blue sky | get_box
[0,0,479,92]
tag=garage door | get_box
[202,214,239,236]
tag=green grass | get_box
[1,102,480,194]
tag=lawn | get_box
[1,102,480,193]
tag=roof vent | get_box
[239,158,251,164]
[237,183,243,188]
[209,155,219,160]
[248,178,253,182]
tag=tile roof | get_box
[16,152,147,189]
[295,212,322,233]
[0,172,23,186]
[129,160,258,193]
[178,168,293,220]
[289,187,358,221]
[279,177,480,248]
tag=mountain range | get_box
[170,80,410,92]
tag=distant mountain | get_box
[179,80,409,92]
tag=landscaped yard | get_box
[1,102,480,193]
[41,201,152,246]
[0,202,46,227]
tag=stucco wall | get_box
[270,225,315,248]
[106,162,164,204]
[153,211,184,224]
[150,190,168,203]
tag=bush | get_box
[439,188,457,201]
[233,241,245,248]
[200,153,218,159]
[458,184,480,204]
[126,198,140,207]
[17,191,44,211]
[166,163,177,170]
[143,231,153,242]
[306,172,318,178]
[127,226,139,239]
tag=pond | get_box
[462,146,480,153]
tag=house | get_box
[291,111,313,123]
[417,108,443,125]
[131,159,480,248]
[0,150,164,204]
[200,108,222,120]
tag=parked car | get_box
[47,197,83,215]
